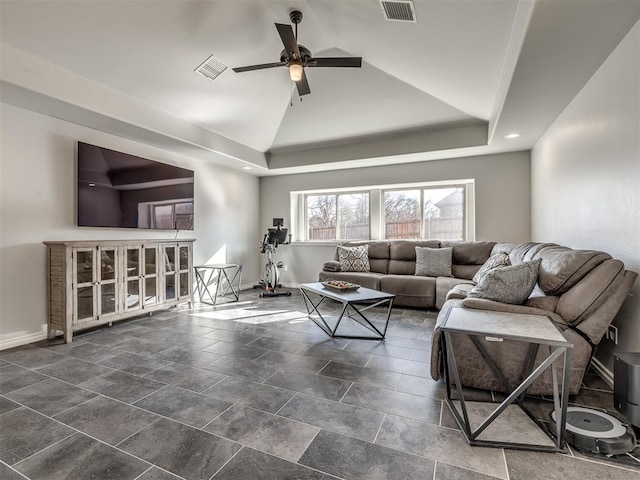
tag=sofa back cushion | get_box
[339,241,390,274]
[441,241,496,265]
[533,245,611,295]
[388,240,440,275]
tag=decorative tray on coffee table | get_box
[322,280,360,292]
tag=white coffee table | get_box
[299,282,395,340]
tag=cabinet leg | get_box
[47,326,56,340]
[64,327,73,344]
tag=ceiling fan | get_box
[232,10,362,96]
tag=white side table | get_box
[440,306,573,451]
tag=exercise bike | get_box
[256,220,292,298]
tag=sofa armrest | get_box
[322,261,341,272]
[460,297,566,326]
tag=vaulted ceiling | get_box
[1,1,638,175]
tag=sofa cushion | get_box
[472,251,511,284]
[339,241,390,274]
[388,240,440,275]
[492,242,553,265]
[533,245,611,295]
[415,246,453,277]
[436,277,474,309]
[451,264,481,280]
[468,259,541,305]
[338,245,370,272]
[441,241,496,265]
[380,274,436,308]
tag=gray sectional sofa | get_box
[319,240,637,395]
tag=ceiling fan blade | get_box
[232,62,286,73]
[275,23,302,60]
[308,57,362,68]
[295,69,311,96]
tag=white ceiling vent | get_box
[379,0,417,23]
[195,55,227,81]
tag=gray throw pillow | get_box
[415,247,453,277]
[472,251,511,284]
[337,245,370,272]
[468,259,541,305]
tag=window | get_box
[306,192,370,241]
[384,186,465,240]
[292,180,473,242]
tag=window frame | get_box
[291,179,474,243]
[303,191,371,241]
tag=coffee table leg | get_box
[300,288,334,337]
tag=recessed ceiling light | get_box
[242,166,252,170]
[505,132,522,139]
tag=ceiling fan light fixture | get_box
[289,62,303,82]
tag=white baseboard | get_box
[0,327,48,351]
[591,357,614,388]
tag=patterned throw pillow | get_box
[472,251,511,284]
[415,247,453,277]
[337,245,370,272]
[468,259,541,305]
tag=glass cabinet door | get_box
[74,248,95,322]
[163,245,177,301]
[178,244,191,300]
[97,247,118,318]
[143,246,158,307]
[125,247,142,311]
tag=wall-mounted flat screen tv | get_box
[77,142,194,230]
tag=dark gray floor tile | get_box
[80,329,131,346]
[265,329,342,346]
[299,429,435,480]
[203,342,269,361]
[35,357,114,385]
[118,418,241,480]
[137,467,184,479]
[342,384,441,423]
[204,356,279,382]
[143,362,226,393]
[204,404,319,462]
[440,402,461,430]
[396,374,446,399]
[344,341,413,359]
[0,364,48,395]
[135,385,232,428]
[60,342,119,363]
[408,348,430,363]
[246,336,312,354]
[1,347,67,369]
[213,447,334,479]
[265,370,351,401]
[54,395,159,445]
[303,344,371,367]
[98,352,170,376]
[0,407,74,465]
[6,378,96,416]
[570,387,616,410]
[78,370,166,403]
[319,361,403,389]
[15,432,149,480]
[114,337,176,356]
[382,336,432,350]
[365,355,430,377]
[0,462,27,480]
[505,449,640,480]
[202,376,294,413]
[254,350,329,374]
[204,329,263,345]
[376,414,507,478]
[278,393,384,442]
[435,462,504,480]
[153,345,222,368]
[0,396,20,415]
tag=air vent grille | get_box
[380,0,417,23]
[195,55,227,81]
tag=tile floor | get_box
[1,289,638,480]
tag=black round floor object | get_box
[549,406,637,455]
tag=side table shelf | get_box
[440,306,573,452]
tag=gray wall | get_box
[0,103,260,349]
[532,21,639,371]
[260,151,531,286]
